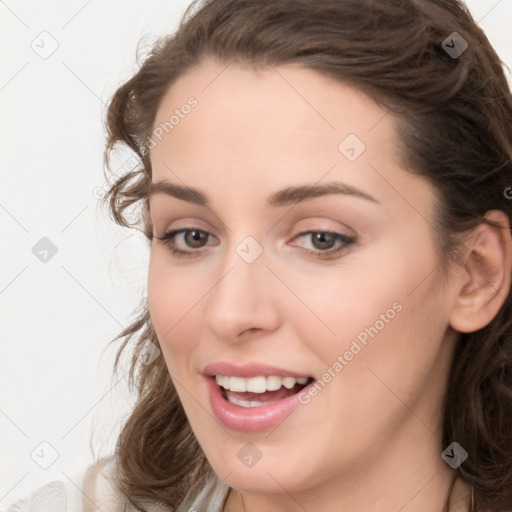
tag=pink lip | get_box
[206,376,313,433]
[202,361,312,379]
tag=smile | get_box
[203,365,316,432]
[215,375,313,408]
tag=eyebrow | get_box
[148,180,379,207]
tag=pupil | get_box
[186,230,206,248]
[312,232,335,250]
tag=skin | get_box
[146,57,511,512]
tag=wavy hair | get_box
[101,0,512,510]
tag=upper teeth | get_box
[215,375,309,393]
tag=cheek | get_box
[290,251,399,322]
[291,228,447,375]
[147,250,207,375]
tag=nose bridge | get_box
[205,234,280,340]
[218,233,269,293]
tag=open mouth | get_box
[214,375,315,408]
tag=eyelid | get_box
[156,228,218,247]
[152,214,221,241]
[289,230,356,256]
[286,218,355,243]
[289,230,355,244]
[156,226,356,261]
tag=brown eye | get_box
[155,228,218,257]
[310,232,337,250]
[290,231,356,260]
[184,230,209,248]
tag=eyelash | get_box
[155,228,356,260]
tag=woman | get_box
[7,0,512,510]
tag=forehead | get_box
[148,58,434,219]
[150,57,397,170]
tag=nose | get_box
[205,243,281,343]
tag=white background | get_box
[1,0,511,507]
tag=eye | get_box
[290,231,356,259]
[155,228,356,260]
[155,228,217,257]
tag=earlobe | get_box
[449,210,512,334]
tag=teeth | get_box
[266,375,282,391]
[215,375,310,394]
[228,376,247,392]
[226,395,265,408]
[282,377,296,389]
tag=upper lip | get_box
[202,362,312,379]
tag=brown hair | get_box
[102,0,512,510]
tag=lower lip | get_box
[206,377,311,433]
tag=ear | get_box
[449,210,512,333]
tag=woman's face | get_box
[147,58,460,500]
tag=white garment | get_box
[4,458,230,512]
